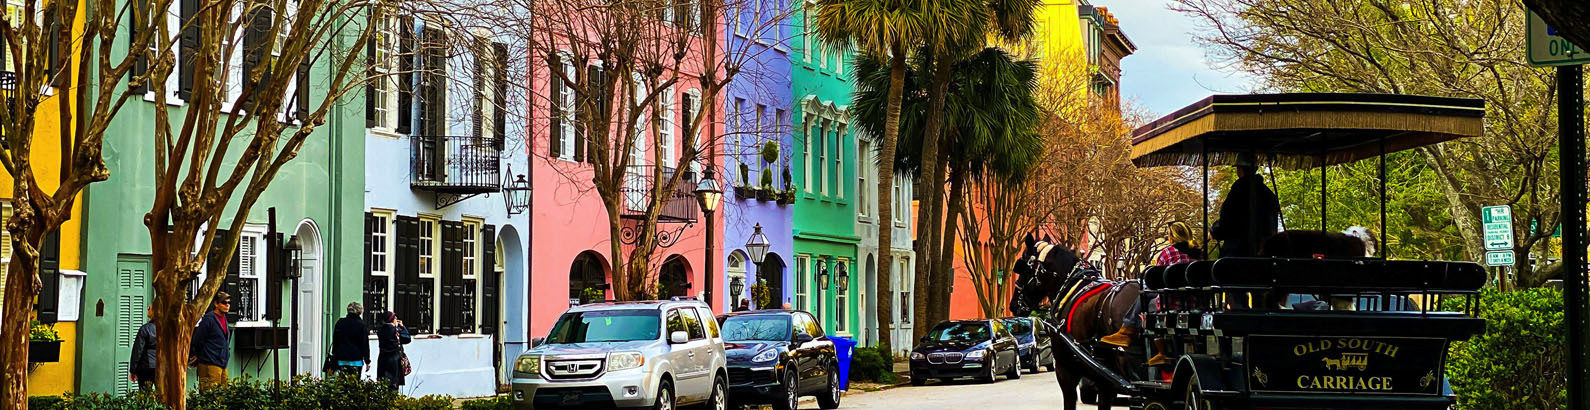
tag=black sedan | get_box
[1001,316,1053,373]
[909,319,1021,385]
[717,310,842,410]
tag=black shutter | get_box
[479,225,498,335]
[438,221,462,335]
[35,230,60,324]
[588,66,607,162]
[296,53,311,121]
[422,27,447,181]
[548,54,562,159]
[681,92,695,148]
[393,216,422,334]
[178,0,199,100]
[129,0,151,94]
[45,4,60,85]
[396,16,414,135]
[240,5,274,111]
[265,232,284,320]
[472,43,484,141]
[366,22,377,127]
[492,43,507,150]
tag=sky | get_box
[1088,0,1258,118]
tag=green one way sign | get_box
[1482,205,1513,251]
[1528,10,1590,66]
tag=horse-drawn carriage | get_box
[1011,93,1491,410]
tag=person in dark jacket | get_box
[129,306,158,391]
[189,291,232,389]
[330,302,371,376]
[374,311,412,390]
[1212,157,1282,258]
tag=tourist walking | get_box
[375,311,413,390]
[330,302,371,377]
[189,291,233,389]
[129,306,158,391]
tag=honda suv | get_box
[510,299,728,410]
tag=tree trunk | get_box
[606,198,630,301]
[934,168,965,325]
[154,290,196,409]
[873,47,907,354]
[0,234,41,410]
[912,58,953,341]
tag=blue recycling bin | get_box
[830,336,858,390]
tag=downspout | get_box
[327,17,346,369]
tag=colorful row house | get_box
[722,0,795,312]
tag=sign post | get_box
[1530,9,1587,408]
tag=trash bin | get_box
[830,336,858,390]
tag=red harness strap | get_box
[1066,284,1114,334]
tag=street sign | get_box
[1528,10,1590,67]
[1486,250,1516,267]
[1482,205,1514,250]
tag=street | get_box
[815,373,1093,410]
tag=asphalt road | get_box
[814,370,1096,410]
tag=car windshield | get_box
[1004,319,1032,336]
[721,315,791,342]
[544,309,660,344]
[928,322,991,342]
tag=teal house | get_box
[791,3,861,336]
[76,2,366,394]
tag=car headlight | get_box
[910,352,925,360]
[608,352,646,372]
[752,349,780,363]
[966,349,986,359]
[515,355,541,374]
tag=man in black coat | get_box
[330,302,372,376]
[190,291,232,389]
[129,306,158,391]
[1212,157,1282,258]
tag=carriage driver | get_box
[1211,153,1282,258]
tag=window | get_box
[419,218,437,277]
[803,120,814,193]
[818,122,829,196]
[368,13,398,130]
[754,104,767,167]
[696,307,720,338]
[364,211,394,329]
[892,177,903,223]
[666,308,688,336]
[462,221,479,278]
[683,89,700,174]
[858,140,869,217]
[794,256,808,311]
[660,87,675,166]
[553,54,577,160]
[371,212,391,275]
[835,261,848,333]
[681,307,706,340]
[835,45,844,76]
[733,97,746,175]
[136,0,183,104]
[802,5,812,63]
[235,228,268,324]
[805,312,825,338]
[834,125,844,199]
[899,259,910,323]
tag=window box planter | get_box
[734,186,757,200]
[776,190,796,206]
[234,327,291,350]
[28,340,60,363]
[755,189,775,202]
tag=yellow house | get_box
[0,0,88,396]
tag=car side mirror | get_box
[919,336,930,344]
[794,333,814,344]
[669,331,689,344]
[532,337,545,347]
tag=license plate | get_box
[964,363,982,368]
[561,392,581,405]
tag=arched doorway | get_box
[569,251,609,305]
[759,253,786,308]
[658,256,692,298]
[292,219,323,375]
[727,251,748,308]
[496,225,525,384]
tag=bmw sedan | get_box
[717,310,842,410]
[908,319,1021,385]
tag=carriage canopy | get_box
[1130,93,1485,169]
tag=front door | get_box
[294,236,323,375]
[114,256,151,396]
[891,258,914,355]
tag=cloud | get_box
[1088,0,1257,116]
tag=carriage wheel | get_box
[1184,374,1214,410]
[1141,402,1172,410]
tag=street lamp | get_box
[283,235,303,278]
[836,261,849,293]
[745,223,770,265]
[502,165,531,215]
[730,276,745,303]
[694,169,723,309]
[817,262,830,290]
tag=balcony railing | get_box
[410,135,501,209]
[620,165,698,223]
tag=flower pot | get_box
[734,186,756,200]
[756,189,774,202]
[28,340,60,363]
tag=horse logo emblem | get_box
[1321,353,1369,371]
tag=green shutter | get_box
[114,257,150,396]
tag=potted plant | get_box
[28,320,61,363]
[757,169,775,201]
[777,188,797,205]
[734,163,755,199]
[751,279,774,309]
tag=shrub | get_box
[189,375,403,410]
[1442,288,1564,410]
[395,394,454,410]
[34,392,164,410]
[460,396,511,410]
[27,396,64,410]
[848,346,897,384]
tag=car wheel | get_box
[817,366,842,409]
[653,379,674,410]
[773,370,798,410]
[707,375,727,410]
[911,376,926,386]
[979,359,998,383]
[1006,355,1022,380]
[1025,357,1039,374]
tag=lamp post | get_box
[694,168,723,309]
[283,235,303,376]
[745,224,770,309]
[836,261,849,293]
[503,165,532,215]
[817,262,830,290]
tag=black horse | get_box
[1010,233,1140,410]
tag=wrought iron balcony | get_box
[620,165,698,223]
[410,135,502,209]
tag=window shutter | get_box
[296,54,311,120]
[573,64,587,163]
[35,230,60,324]
[472,44,485,141]
[45,4,61,85]
[393,216,422,333]
[178,0,199,100]
[590,66,607,163]
[265,232,284,321]
[492,43,507,151]
[366,23,377,127]
[396,16,414,135]
[438,221,462,335]
[129,0,151,94]
[240,6,274,111]
[548,55,562,159]
[225,237,244,323]
[422,27,447,181]
[479,224,497,335]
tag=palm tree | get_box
[854,47,1042,329]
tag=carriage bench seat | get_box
[1144,258,1486,293]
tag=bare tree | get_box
[513,0,789,300]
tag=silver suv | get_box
[511,299,728,410]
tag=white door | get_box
[295,223,324,375]
[891,258,913,356]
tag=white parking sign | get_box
[1482,205,1513,251]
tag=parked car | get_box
[1000,316,1053,373]
[509,298,727,410]
[715,310,842,410]
[908,319,1020,385]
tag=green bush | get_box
[848,346,897,384]
[27,396,64,410]
[1442,288,1564,410]
[188,375,405,410]
[31,392,164,410]
[395,394,454,410]
[460,395,511,410]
